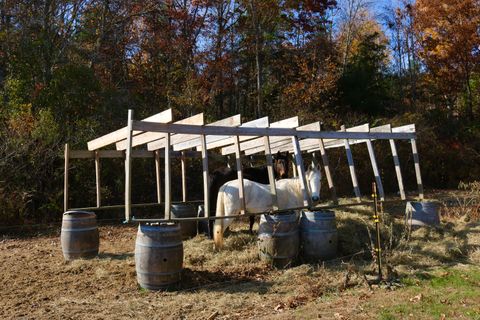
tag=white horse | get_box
[213,162,322,249]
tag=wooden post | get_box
[318,138,337,203]
[64,143,70,212]
[411,139,424,200]
[164,133,171,219]
[155,150,162,203]
[125,109,134,222]
[264,136,278,210]
[291,153,298,177]
[342,125,361,202]
[200,134,210,217]
[95,150,101,207]
[292,136,312,208]
[389,139,406,200]
[366,139,385,201]
[181,151,187,202]
[233,135,246,214]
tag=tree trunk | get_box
[250,0,263,118]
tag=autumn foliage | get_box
[0,0,479,224]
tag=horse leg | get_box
[249,216,255,234]
[208,211,215,239]
[213,192,225,250]
[213,219,224,250]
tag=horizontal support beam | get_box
[116,113,204,150]
[196,116,270,151]
[125,198,413,223]
[68,149,201,159]
[173,115,242,151]
[221,116,299,155]
[132,121,416,140]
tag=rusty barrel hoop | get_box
[258,212,299,268]
[300,210,338,262]
[61,210,99,261]
[135,223,183,290]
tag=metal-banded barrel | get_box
[406,201,440,228]
[300,210,338,261]
[171,204,197,239]
[61,211,99,261]
[135,223,183,290]
[258,212,299,268]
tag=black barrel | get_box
[135,223,183,290]
[61,211,99,261]
[258,212,299,268]
[171,204,197,239]
[406,201,440,228]
[300,210,338,262]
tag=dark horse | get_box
[207,151,290,238]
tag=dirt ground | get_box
[1,191,479,319]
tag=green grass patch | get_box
[379,266,480,319]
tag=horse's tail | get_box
[213,185,226,250]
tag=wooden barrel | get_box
[300,210,338,262]
[406,201,440,228]
[171,204,197,239]
[61,211,99,261]
[135,223,183,290]
[258,212,299,268]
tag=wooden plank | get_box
[392,124,416,133]
[132,121,416,141]
[69,149,200,159]
[307,124,370,151]
[181,151,187,202]
[200,135,210,218]
[196,117,270,151]
[366,139,385,201]
[145,113,205,150]
[318,139,337,202]
[88,109,172,150]
[342,125,362,202]
[173,115,241,151]
[125,110,134,222]
[291,153,297,177]
[155,150,161,203]
[233,135,246,214]
[164,133,171,219]
[117,113,203,150]
[292,136,312,207]
[370,124,392,133]
[64,143,70,212]
[244,137,292,155]
[389,138,406,200]
[296,122,336,202]
[257,123,371,154]
[264,136,278,210]
[221,117,299,155]
[95,150,101,207]
[411,138,424,200]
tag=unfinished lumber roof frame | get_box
[64,109,423,223]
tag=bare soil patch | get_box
[1,191,479,319]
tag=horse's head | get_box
[274,151,290,179]
[305,160,322,203]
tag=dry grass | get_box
[0,190,479,319]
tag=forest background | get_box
[0,0,479,225]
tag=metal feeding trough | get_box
[405,201,440,228]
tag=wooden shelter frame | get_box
[64,109,423,223]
